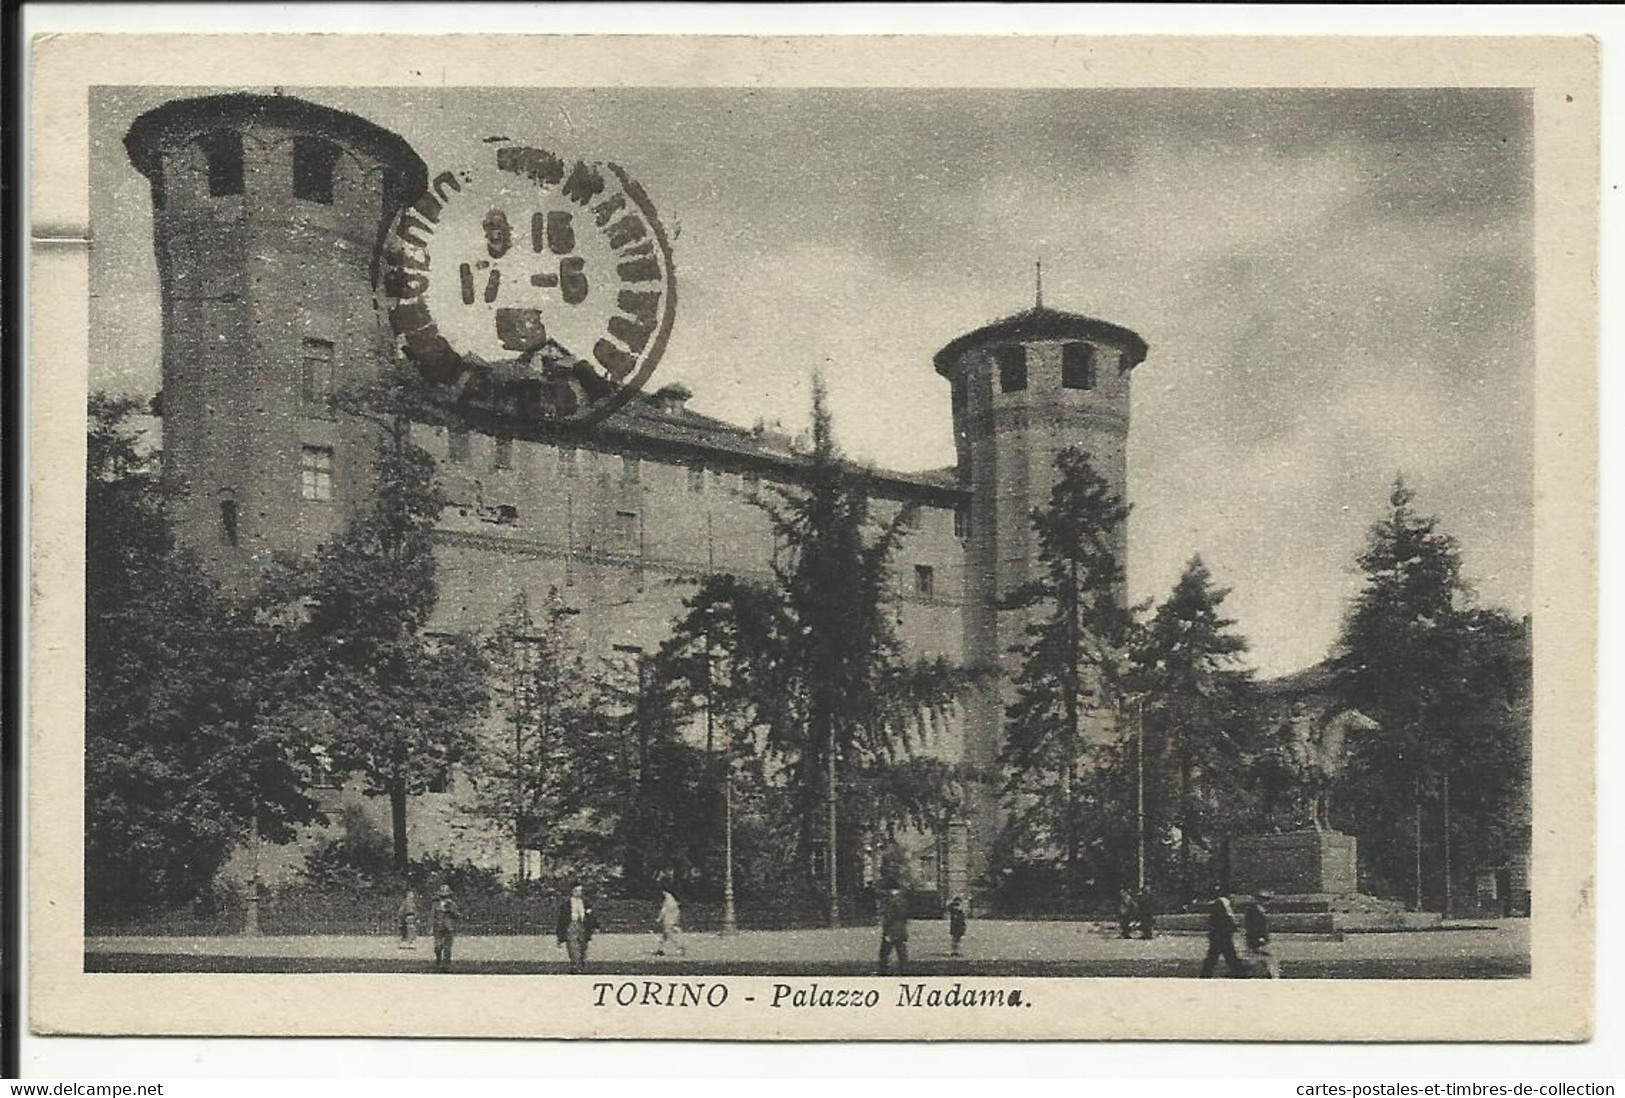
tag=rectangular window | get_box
[493,437,513,470]
[689,465,706,493]
[300,337,335,412]
[622,455,641,483]
[914,564,935,598]
[615,509,639,549]
[559,446,576,476]
[300,445,334,501]
[995,345,1027,393]
[220,499,239,546]
[292,136,342,205]
[448,427,471,464]
[953,507,968,539]
[198,131,244,197]
[1062,342,1097,391]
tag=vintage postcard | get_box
[28,33,1597,1040]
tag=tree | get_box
[1125,555,1259,898]
[273,372,490,872]
[85,394,318,914]
[999,446,1134,897]
[475,588,588,880]
[654,379,965,920]
[1332,478,1530,907]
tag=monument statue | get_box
[1283,703,1380,831]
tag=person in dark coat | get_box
[430,884,461,971]
[1244,892,1271,952]
[398,888,419,951]
[878,887,910,974]
[1242,892,1280,978]
[1199,893,1244,978]
[947,896,968,957]
[1117,889,1136,939]
[1136,886,1156,940]
[555,884,598,973]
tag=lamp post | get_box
[246,804,263,937]
[827,725,840,928]
[1136,694,1147,894]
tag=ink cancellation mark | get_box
[381,143,677,429]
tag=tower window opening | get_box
[300,338,335,412]
[615,509,639,550]
[292,136,342,205]
[689,465,706,493]
[559,446,577,476]
[995,345,1027,393]
[622,455,641,483]
[448,427,471,464]
[220,498,239,546]
[300,445,335,502]
[914,564,936,598]
[1062,342,1098,391]
[493,436,513,470]
[197,131,244,197]
[954,507,969,539]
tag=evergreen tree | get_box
[654,379,964,921]
[1333,478,1530,907]
[1125,555,1258,899]
[85,394,318,914]
[999,447,1134,896]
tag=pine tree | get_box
[654,378,964,921]
[1333,478,1530,907]
[1000,446,1134,896]
[1126,555,1258,898]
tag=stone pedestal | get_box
[1154,829,1442,932]
[1232,829,1358,896]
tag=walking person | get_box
[877,886,910,975]
[1117,889,1136,939]
[656,889,685,957]
[1136,885,1156,940]
[555,883,597,974]
[1243,892,1280,978]
[430,884,460,972]
[1199,892,1244,978]
[398,888,419,951]
[947,895,968,957]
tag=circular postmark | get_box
[380,142,676,429]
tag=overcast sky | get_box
[89,85,1533,676]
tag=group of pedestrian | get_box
[1116,887,1156,940]
[395,881,603,973]
[1200,890,1278,978]
[873,888,969,974]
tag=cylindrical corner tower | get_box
[935,303,1149,880]
[125,93,428,587]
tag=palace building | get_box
[124,93,1150,898]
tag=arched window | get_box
[195,131,244,197]
[293,135,342,204]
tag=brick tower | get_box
[124,93,428,588]
[934,287,1148,886]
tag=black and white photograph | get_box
[27,32,1597,1043]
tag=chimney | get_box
[654,382,692,415]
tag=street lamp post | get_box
[827,724,840,928]
[246,805,263,937]
[1136,695,1147,894]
